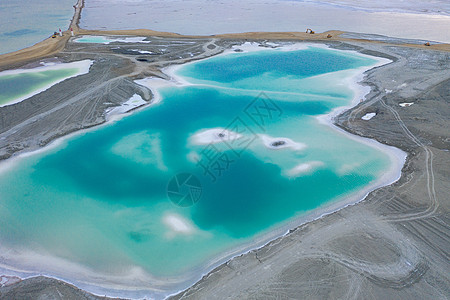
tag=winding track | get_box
[344,87,439,222]
[379,99,439,222]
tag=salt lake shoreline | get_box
[0,6,449,299]
[0,37,406,298]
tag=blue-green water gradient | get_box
[0,47,391,278]
[0,68,79,105]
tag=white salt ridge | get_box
[284,161,324,177]
[40,62,57,66]
[258,134,306,150]
[0,60,94,107]
[399,102,414,107]
[265,42,279,47]
[131,49,152,54]
[106,94,147,116]
[231,42,269,53]
[134,77,178,105]
[190,128,242,145]
[230,42,308,54]
[361,112,376,120]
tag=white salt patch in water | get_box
[258,134,306,150]
[187,151,201,163]
[190,128,242,145]
[399,102,414,107]
[284,161,324,177]
[337,162,361,175]
[0,60,93,107]
[163,213,196,239]
[110,131,168,171]
[361,112,376,120]
[106,94,147,116]
[163,214,193,233]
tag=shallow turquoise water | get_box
[0,47,391,279]
[0,68,79,106]
[73,36,113,43]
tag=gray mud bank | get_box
[0,37,449,299]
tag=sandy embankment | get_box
[3,27,449,71]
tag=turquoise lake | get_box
[0,47,394,283]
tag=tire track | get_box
[379,98,439,222]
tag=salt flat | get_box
[81,0,450,43]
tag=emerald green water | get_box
[0,68,79,106]
[0,47,393,286]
